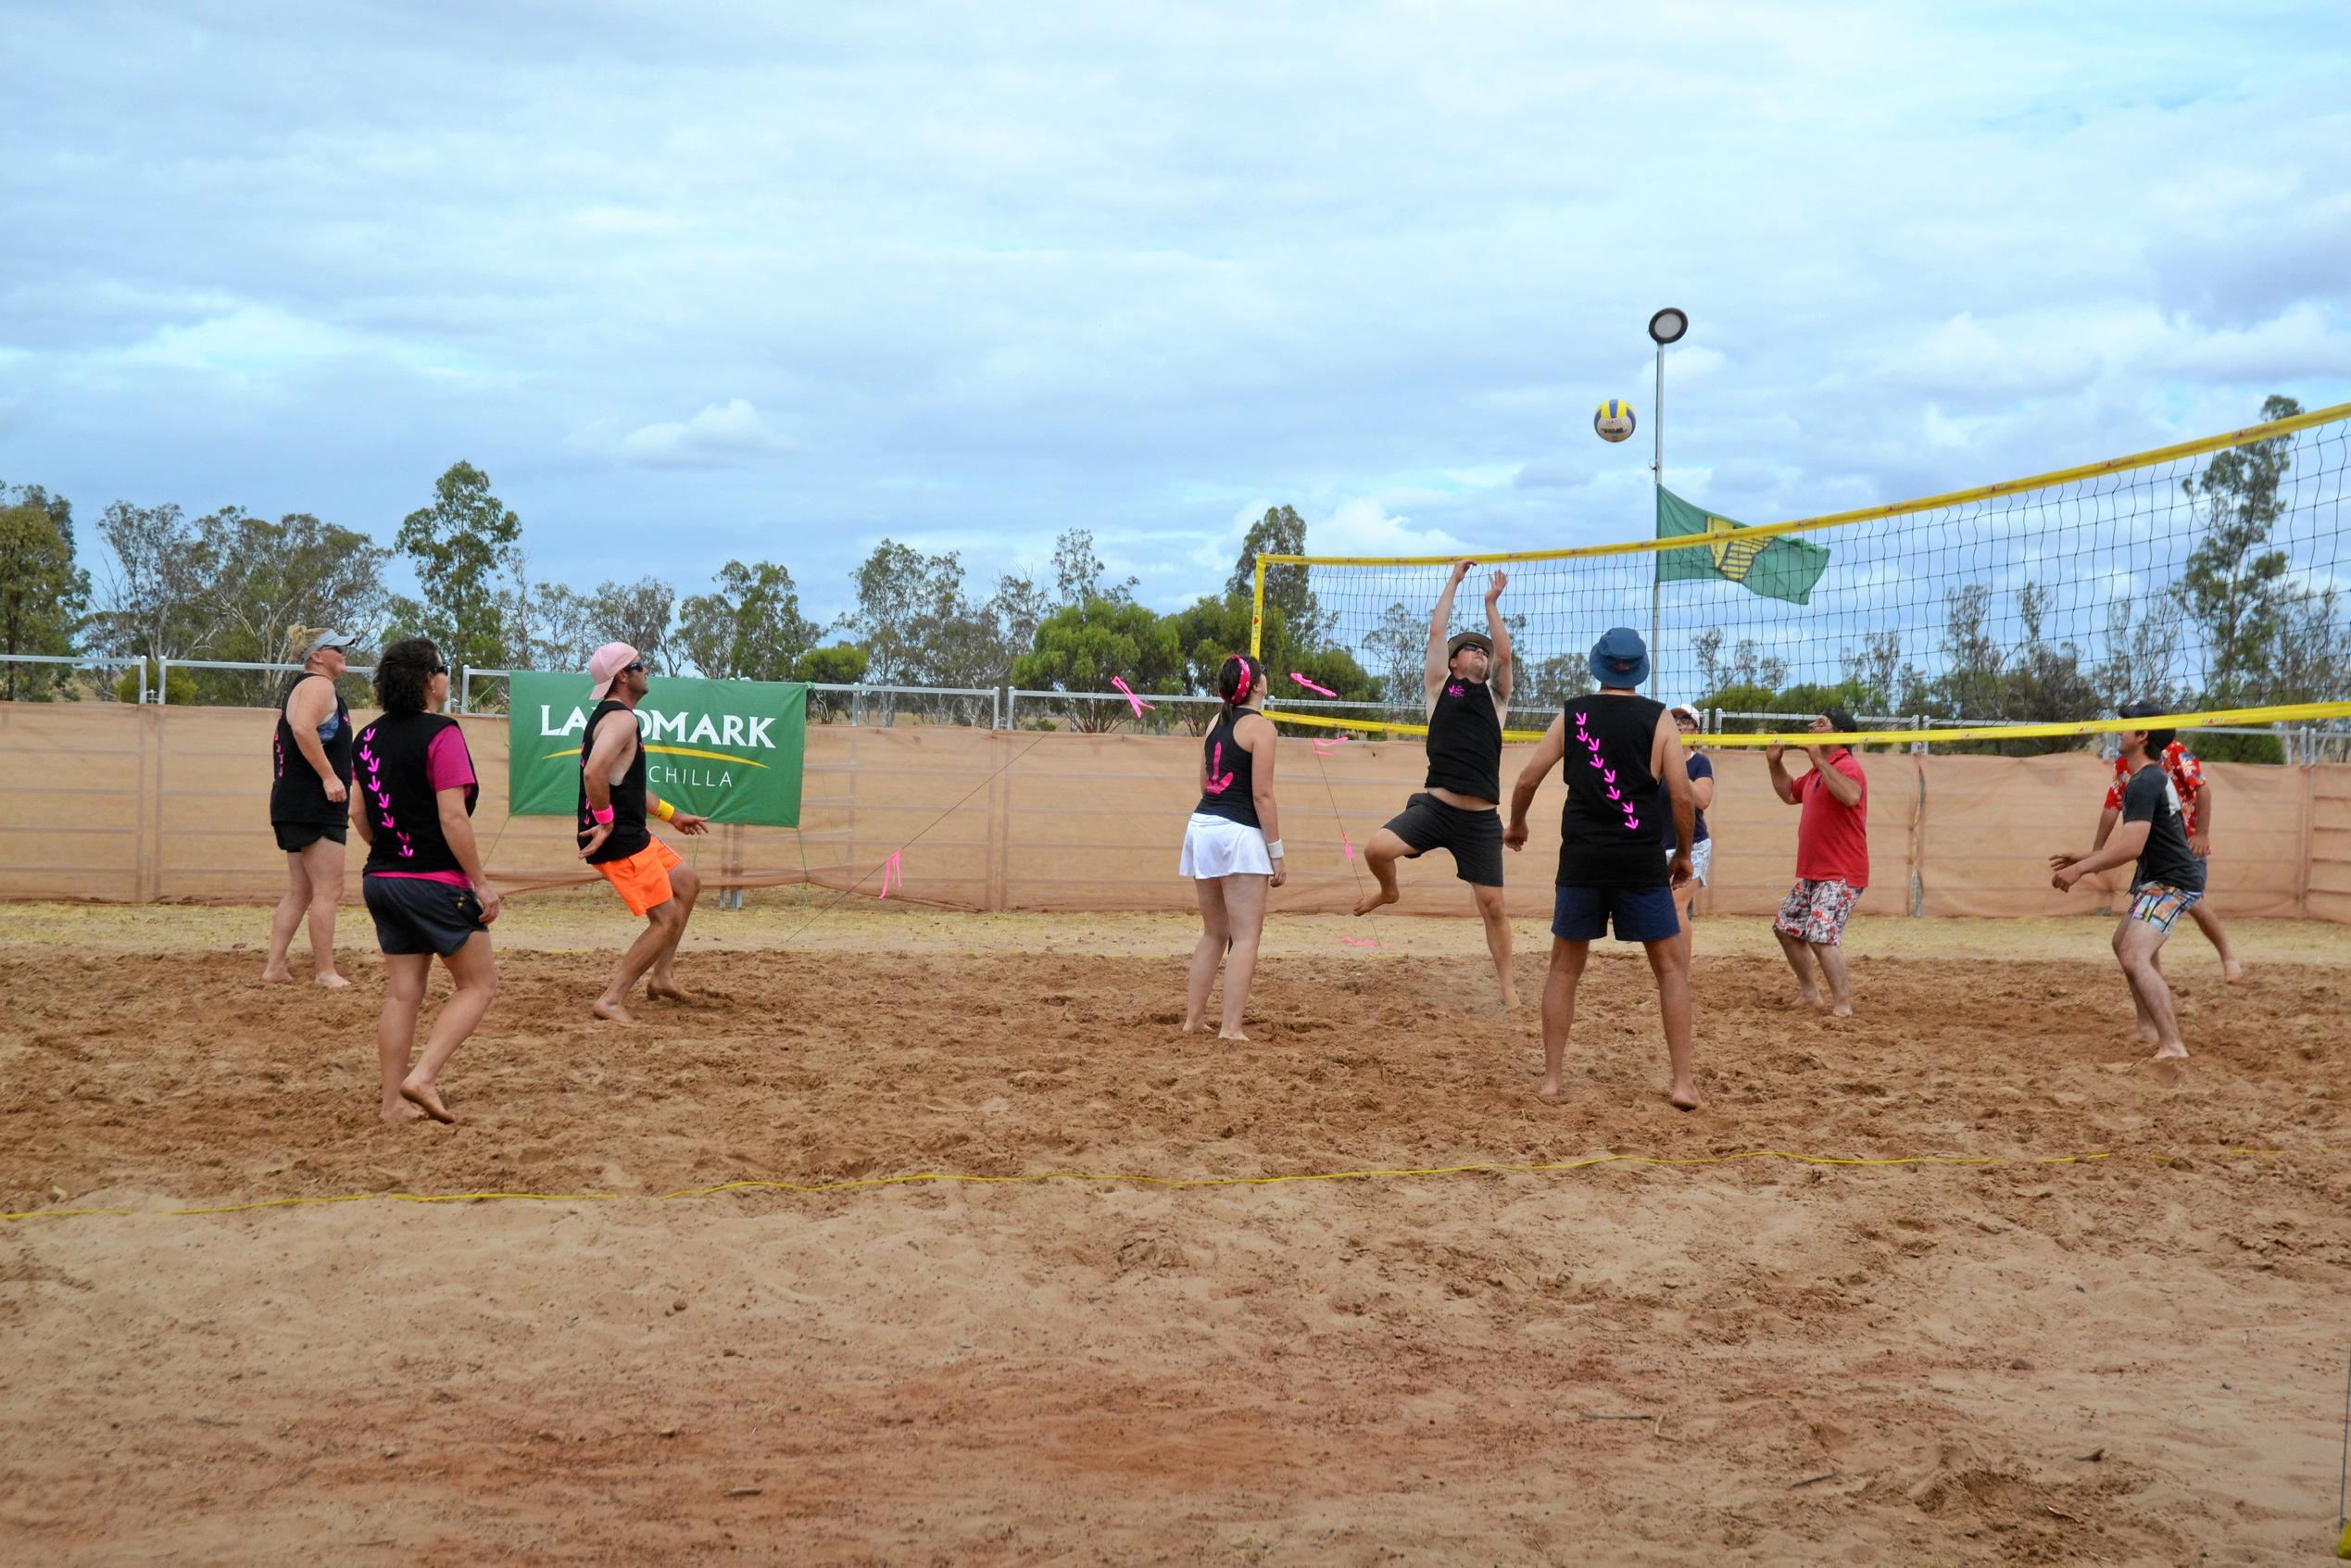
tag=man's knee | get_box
[1474,887,1507,922]
[670,866,701,903]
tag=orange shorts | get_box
[595,838,683,917]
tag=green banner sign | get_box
[507,671,806,826]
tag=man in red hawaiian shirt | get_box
[2093,736,2242,981]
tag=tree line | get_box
[0,466,1383,727]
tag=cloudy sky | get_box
[7,0,2347,628]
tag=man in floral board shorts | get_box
[2093,735,2242,980]
[1765,708,1868,1016]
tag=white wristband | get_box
[1264,838,1285,859]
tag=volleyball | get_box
[1594,399,1637,443]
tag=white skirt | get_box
[1180,812,1273,879]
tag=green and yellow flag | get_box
[1655,487,1829,606]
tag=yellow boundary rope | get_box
[6,1146,2328,1224]
[1263,697,2351,747]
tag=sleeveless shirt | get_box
[1556,693,1669,890]
[354,712,475,877]
[577,698,652,864]
[1193,707,1262,828]
[270,672,354,826]
[1423,679,1502,801]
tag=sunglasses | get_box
[427,663,449,676]
[621,661,646,674]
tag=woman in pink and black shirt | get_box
[350,637,501,1123]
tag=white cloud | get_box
[617,399,787,469]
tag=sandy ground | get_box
[3,901,2349,1564]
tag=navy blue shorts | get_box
[363,875,489,958]
[1552,883,1680,944]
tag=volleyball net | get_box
[1252,401,2351,747]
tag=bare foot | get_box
[1536,1075,1563,1102]
[1788,988,1822,1010]
[1180,1017,1201,1034]
[647,982,695,1004]
[260,967,294,985]
[592,997,637,1024]
[1499,988,1523,1011]
[1829,1000,1853,1019]
[1216,1028,1251,1042]
[2221,960,2244,983]
[1668,1084,1704,1112]
[2133,1022,2162,1047]
[380,1101,425,1123]
[315,972,351,991]
[400,1078,455,1123]
[1352,884,1398,917]
[2149,1041,2189,1061]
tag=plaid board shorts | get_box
[2127,882,2203,933]
[1774,878,1862,946]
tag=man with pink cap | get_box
[576,643,710,1022]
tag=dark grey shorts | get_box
[274,820,346,852]
[363,875,488,958]
[1382,793,1504,887]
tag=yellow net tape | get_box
[1264,697,2351,748]
[6,1146,2330,1224]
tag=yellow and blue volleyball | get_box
[1593,399,1637,443]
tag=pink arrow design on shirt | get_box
[1624,816,1641,831]
[1587,755,1603,769]
[1203,742,1235,794]
[1605,785,1620,799]
[1573,712,1587,725]
[1602,768,1616,784]
[1289,672,1338,696]
[1109,676,1153,718]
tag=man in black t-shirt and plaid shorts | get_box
[2051,703,2207,1062]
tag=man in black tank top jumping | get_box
[1353,560,1519,1010]
[1506,628,1704,1110]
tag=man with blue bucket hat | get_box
[1505,627,1703,1110]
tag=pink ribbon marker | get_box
[1289,672,1338,696]
[1312,736,1352,755]
[1341,826,1356,861]
[877,850,902,900]
[1341,936,1380,947]
[1109,676,1153,718]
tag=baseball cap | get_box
[1820,705,1858,736]
[2117,700,2167,721]
[1666,700,1702,726]
[302,630,354,659]
[1446,630,1493,659]
[587,642,641,702]
[1588,627,1649,688]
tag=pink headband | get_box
[1230,658,1251,699]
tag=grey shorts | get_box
[363,875,489,958]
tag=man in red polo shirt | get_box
[1766,707,1868,1017]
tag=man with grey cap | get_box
[262,625,359,988]
[1353,559,1519,1010]
[1506,626,1701,1108]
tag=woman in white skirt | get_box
[1179,653,1285,1039]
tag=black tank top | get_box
[354,713,474,877]
[270,673,353,825]
[577,697,651,864]
[1556,693,1668,889]
[1193,707,1262,828]
[1424,679,1502,802]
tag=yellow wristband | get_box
[656,799,675,822]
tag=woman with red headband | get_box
[1177,653,1285,1040]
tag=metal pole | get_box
[136,659,148,709]
[156,657,168,704]
[1648,340,1664,696]
[458,665,471,715]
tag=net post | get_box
[136,659,148,709]
[1648,339,1664,696]
[458,665,471,714]
[1251,556,1267,659]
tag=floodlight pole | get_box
[1642,307,1688,699]
[1649,337,1664,697]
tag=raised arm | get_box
[1765,741,1802,805]
[1504,714,1567,850]
[1424,559,1472,699]
[1807,747,1863,808]
[1484,571,1512,704]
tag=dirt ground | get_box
[3,900,2349,1565]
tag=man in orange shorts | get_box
[577,643,709,1022]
